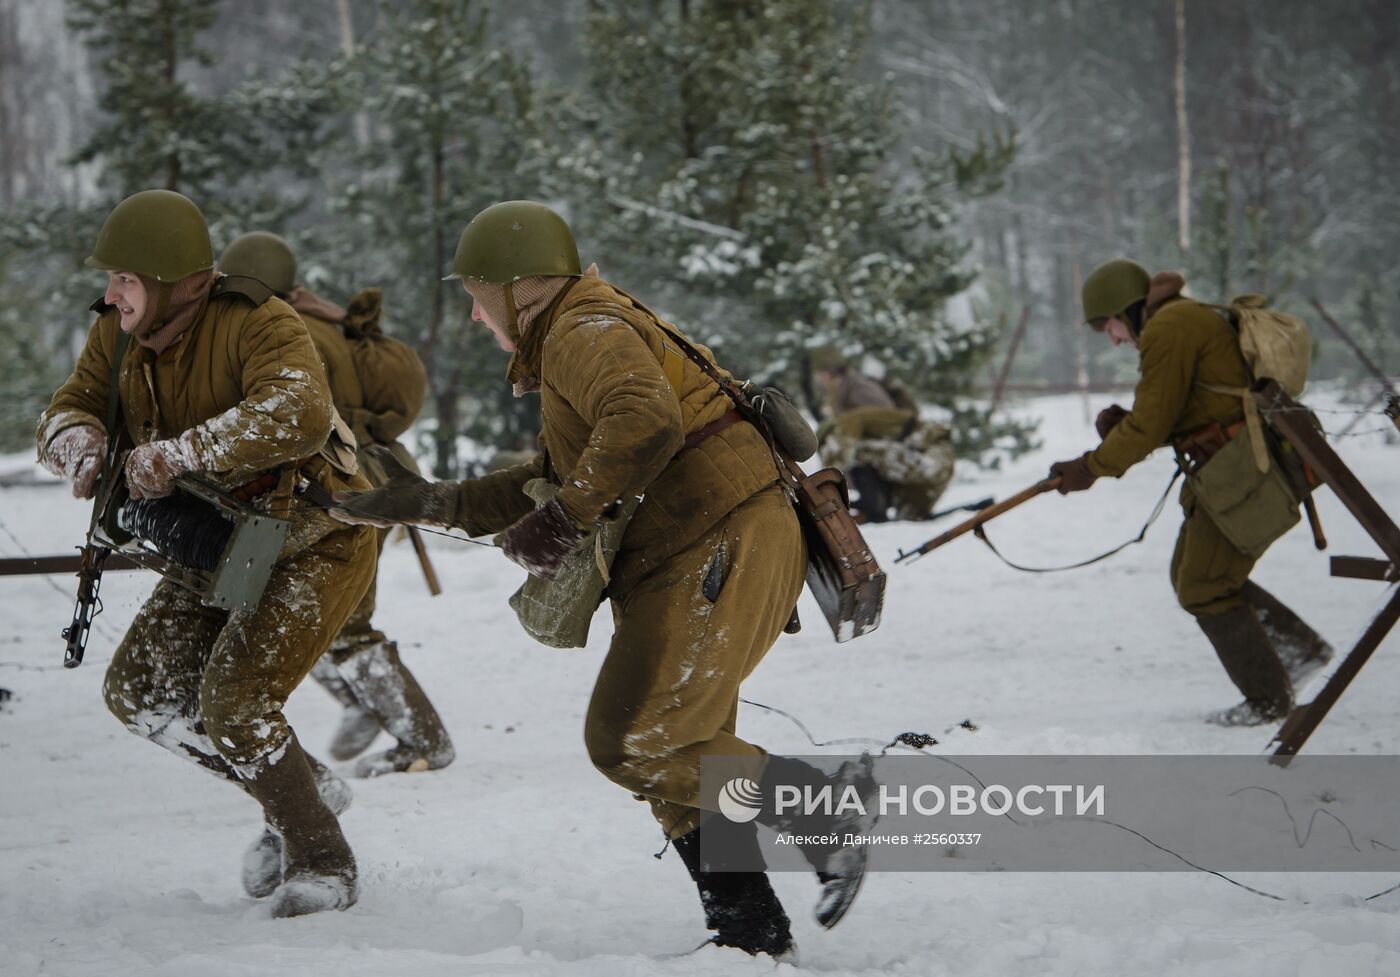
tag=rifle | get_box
[61,543,110,668]
[59,329,131,667]
[896,478,1060,564]
[927,496,995,523]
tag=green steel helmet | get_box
[1082,258,1150,329]
[218,231,297,295]
[84,189,214,283]
[445,200,581,283]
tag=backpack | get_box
[1197,295,1313,475]
[1219,294,1312,398]
[341,288,428,444]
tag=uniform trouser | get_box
[584,485,807,840]
[103,525,377,772]
[327,527,389,659]
[1169,491,1259,618]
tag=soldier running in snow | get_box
[811,346,955,522]
[218,232,454,778]
[1046,259,1333,726]
[37,190,377,916]
[332,201,874,959]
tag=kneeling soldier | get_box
[38,191,377,915]
[811,347,955,522]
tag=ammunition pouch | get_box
[791,466,884,641]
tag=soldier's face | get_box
[104,271,147,333]
[1104,317,1138,348]
[466,286,516,352]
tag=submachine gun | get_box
[62,467,289,668]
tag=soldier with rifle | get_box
[218,232,454,779]
[1045,259,1332,726]
[37,190,377,916]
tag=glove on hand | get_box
[331,445,457,528]
[1048,453,1099,495]
[125,431,201,499]
[498,496,584,580]
[1095,404,1130,440]
[44,425,107,499]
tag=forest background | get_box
[1,0,1395,476]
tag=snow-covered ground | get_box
[2,393,1398,977]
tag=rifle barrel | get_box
[0,553,143,576]
[897,477,1060,563]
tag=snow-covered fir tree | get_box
[323,0,544,476]
[578,0,1028,460]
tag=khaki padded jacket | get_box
[38,288,358,553]
[1087,297,1250,478]
[452,276,780,572]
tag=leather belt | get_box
[232,455,326,502]
[1174,419,1246,471]
[681,409,743,452]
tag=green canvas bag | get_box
[1185,431,1300,559]
[507,478,640,649]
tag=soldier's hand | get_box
[330,447,458,528]
[1095,404,1129,440]
[497,496,584,580]
[1048,453,1098,494]
[126,432,201,500]
[43,425,107,499]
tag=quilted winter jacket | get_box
[452,276,781,577]
[1087,296,1251,478]
[38,285,361,554]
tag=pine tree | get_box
[66,0,338,214]
[316,0,544,476]
[577,0,1027,461]
[0,0,341,450]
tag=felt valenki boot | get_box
[238,734,357,917]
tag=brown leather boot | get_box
[1197,606,1293,726]
[238,733,357,918]
[336,641,455,778]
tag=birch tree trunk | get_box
[1174,0,1192,253]
[335,0,370,148]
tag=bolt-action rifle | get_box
[896,478,1060,564]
